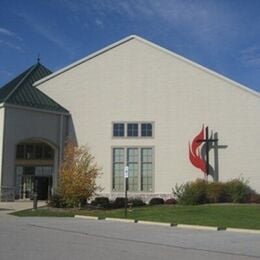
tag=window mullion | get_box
[139,148,141,192]
[125,147,127,191]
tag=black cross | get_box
[197,126,218,179]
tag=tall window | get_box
[127,148,139,191]
[127,123,138,137]
[112,147,153,192]
[141,148,153,191]
[112,148,125,191]
[113,123,124,137]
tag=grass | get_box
[11,204,260,230]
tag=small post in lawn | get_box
[33,192,38,210]
[33,179,38,211]
[124,166,129,218]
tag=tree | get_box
[58,140,102,207]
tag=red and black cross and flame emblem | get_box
[189,126,218,179]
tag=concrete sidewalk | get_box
[0,201,47,216]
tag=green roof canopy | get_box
[0,63,68,113]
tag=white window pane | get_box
[127,148,138,162]
[114,148,124,162]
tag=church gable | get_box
[35,35,259,101]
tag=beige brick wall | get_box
[38,37,260,194]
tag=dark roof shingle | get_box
[0,63,68,113]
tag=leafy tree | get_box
[58,140,102,207]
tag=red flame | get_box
[189,126,206,173]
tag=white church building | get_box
[0,35,260,201]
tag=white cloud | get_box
[0,28,15,36]
[0,70,13,77]
[59,0,237,49]
[0,40,24,52]
[95,18,104,28]
[137,1,238,46]
[17,12,76,59]
[240,46,260,67]
[5,41,23,52]
[0,27,22,41]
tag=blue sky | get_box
[1,0,260,92]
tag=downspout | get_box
[54,114,63,190]
[59,114,64,167]
[0,107,6,200]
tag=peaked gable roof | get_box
[35,35,260,98]
[0,63,68,113]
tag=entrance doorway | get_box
[35,177,51,200]
[20,174,52,200]
[18,167,53,200]
[15,141,55,200]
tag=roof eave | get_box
[34,34,260,98]
[4,103,70,115]
[34,35,136,87]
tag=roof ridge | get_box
[3,64,38,103]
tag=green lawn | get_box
[11,204,260,230]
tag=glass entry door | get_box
[21,175,35,199]
[35,177,51,200]
[16,166,53,200]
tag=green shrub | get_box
[173,179,208,205]
[49,193,88,208]
[246,193,260,203]
[172,183,185,201]
[206,182,227,203]
[165,198,177,205]
[48,193,66,208]
[128,198,146,207]
[112,197,126,208]
[173,178,255,205]
[225,178,253,203]
[149,197,164,205]
[91,197,110,208]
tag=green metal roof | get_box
[0,63,68,113]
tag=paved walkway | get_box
[0,200,47,216]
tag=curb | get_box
[105,217,136,223]
[176,224,221,231]
[226,228,260,234]
[75,215,99,220]
[73,215,260,234]
[137,220,172,227]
